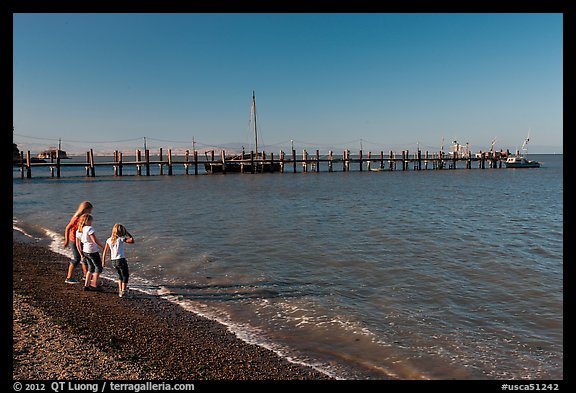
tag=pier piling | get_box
[15,144,517,179]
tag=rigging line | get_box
[190,142,245,152]
[290,139,362,147]
[326,139,364,147]
[359,138,390,147]
[258,141,292,148]
[13,133,56,141]
[385,141,422,147]
[13,133,142,144]
[145,137,198,144]
[193,143,247,152]
[72,138,143,144]
[192,141,222,147]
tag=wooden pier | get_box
[16,147,511,179]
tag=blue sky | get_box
[13,13,563,154]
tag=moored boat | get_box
[37,148,69,159]
[205,91,280,173]
[505,155,541,168]
[205,151,279,173]
[37,139,70,160]
[505,133,540,168]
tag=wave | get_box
[43,227,74,258]
[12,220,339,380]
[151,286,340,379]
[13,218,42,241]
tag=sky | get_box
[13,13,563,155]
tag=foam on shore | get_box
[13,224,339,379]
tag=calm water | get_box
[12,154,563,379]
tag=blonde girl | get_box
[75,213,105,290]
[103,224,134,297]
[63,201,93,284]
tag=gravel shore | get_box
[12,238,333,380]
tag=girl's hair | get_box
[110,223,128,244]
[77,214,93,233]
[74,201,93,217]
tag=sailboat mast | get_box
[252,91,258,156]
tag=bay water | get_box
[12,154,563,379]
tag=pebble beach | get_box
[12,234,332,381]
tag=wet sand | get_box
[12,236,332,380]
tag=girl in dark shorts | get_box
[76,214,105,291]
[103,223,135,298]
[63,201,92,283]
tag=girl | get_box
[63,201,93,284]
[102,224,134,297]
[76,213,105,291]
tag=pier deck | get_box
[15,147,510,179]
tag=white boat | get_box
[505,155,540,168]
[37,148,69,159]
[505,133,540,168]
[37,139,70,159]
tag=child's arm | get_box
[124,230,135,244]
[75,236,82,256]
[64,217,75,246]
[102,242,109,267]
[90,233,105,250]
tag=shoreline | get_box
[12,234,333,380]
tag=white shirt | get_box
[78,226,99,253]
[106,237,127,260]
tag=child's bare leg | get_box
[66,263,75,279]
[91,273,100,287]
